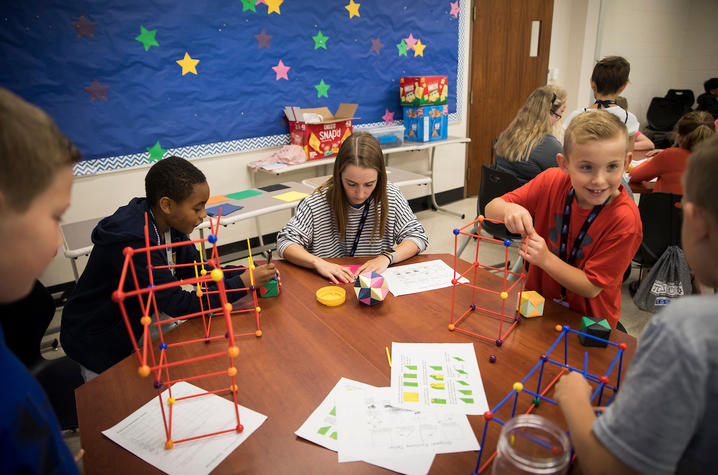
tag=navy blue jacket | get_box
[60,198,246,374]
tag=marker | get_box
[267,250,272,265]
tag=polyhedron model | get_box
[353,271,389,306]
[518,291,545,318]
[259,278,279,298]
[578,316,611,347]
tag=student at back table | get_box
[486,111,642,329]
[61,156,276,380]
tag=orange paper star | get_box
[176,52,199,75]
[413,39,426,57]
[345,0,360,18]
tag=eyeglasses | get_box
[551,110,562,120]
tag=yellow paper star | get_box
[266,0,283,14]
[413,39,426,57]
[176,52,199,75]
[345,0,360,18]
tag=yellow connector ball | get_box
[196,290,203,298]
[249,264,255,271]
[255,306,261,313]
[255,330,263,337]
[167,397,175,405]
[227,366,237,377]
[478,215,485,222]
[228,346,239,357]
[164,440,174,450]
[140,316,151,326]
[200,269,207,276]
[448,323,455,331]
[138,365,150,377]
[513,382,524,392]
[500,292,509,300]
[224,302,233,312]
[210,268,223,282]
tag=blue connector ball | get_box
[208,234,218,244]
[453,228,460,235]
[504,239,512,247]
[159,343,168,351]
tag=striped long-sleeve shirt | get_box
[277,181,428,258]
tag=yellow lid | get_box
[316,286,346,306]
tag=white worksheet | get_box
[102,381,267,474]
[294,377,376,452]
[391,342,489,415]
[382,259,469,296]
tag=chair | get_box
[458,165,522,257]
[633,192,683,277]
[0,281,84,430]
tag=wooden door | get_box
[466,0,554,195]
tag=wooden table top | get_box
[75,254,637,474]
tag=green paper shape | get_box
[241,0,257,12]
[135,26,159,51]
[403,373,417,378]
[330,432,338,440]
[453,356,464,361]
[147,141,166,161]
[318,426,331,435]
[329,406,336,416]
[405,365,417,370]
[460,397,474,404]
[431,398,446,404]
[429,365,442,371]
[260,278,279,298]
[403,381,418,387]
[456,369,468,375]
[225,189,263,200]
[315,79,330,98]
[459,389,473,395]
[456,380,469,386]
[396,40,408,56]
[313,30,329,50]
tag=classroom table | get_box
[627,149,657,194]
[302,166,432,190]
[74,254,636,474]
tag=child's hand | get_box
[252,264,278,288]
[503,203,535,236]
[554,371,592,407]
[356,255,390,276]
[518,232,550,267]
[314,260,355,284]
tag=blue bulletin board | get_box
[0,0,466,175]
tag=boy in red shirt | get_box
[486,111,642,328]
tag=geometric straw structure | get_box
[112,211,261,449]
[449,215,528,345]
[473,326,627,474]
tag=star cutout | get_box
[266,0,283,14]
[382,109,394,125]
[413,39,426,57]
[241,0,257,12]
[176,52,199,75]
[396,40,408,56]
[255,29,272,48]
[370,37,384,54]
[135,26,158,51]
[83,78,109,102]
[70,15,97,38]
[272,60,290,80]
[147,141,167,162]
[255,0,266,5]
[404,33,418,50]
[313,30,329,50]
[450,1,460,18]
[345,0,360,18]
[315,79,330,98]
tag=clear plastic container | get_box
[492,414,570,475]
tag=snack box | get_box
[364,125,404,148]
[400,76,448,106]
[403,105,448,142]
[285,104,358,160]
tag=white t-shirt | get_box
[563,106,639,136]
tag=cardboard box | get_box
[403,105,448,142]
[285,104,358,160]
[400,76,448,106]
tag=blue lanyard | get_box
[558,188,609,299]
[349,200,371,257]
[594,99,616,109]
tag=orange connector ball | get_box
[478,215,485,222]
[230,384,238,392]
[555,324,563,332]
[228,346,239,357]
[165,440,174,450]
[448,323,455,331]
[196,290,203,298]
[138,365,150,377]
[227,366,237,376]
[255,330,263,337]
[140,316,151,326]
[224,302,233,312]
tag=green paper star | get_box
[135,26,159,52]
[396,40,408,56]
[315,79,330,98]
[241,0,256,12]
[313,30,329,50]
[147,141,167,162]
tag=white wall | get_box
[42,5,472,287]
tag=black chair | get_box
[0,281,84,430]
[458,165,522,257]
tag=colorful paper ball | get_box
[353,271,389,306]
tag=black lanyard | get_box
[349,200,370,257]
[558,188,609,299]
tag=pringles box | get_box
[285,104,358,160]
[403,105,448,142]
[400,76,448,106]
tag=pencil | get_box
[385,346,392,367]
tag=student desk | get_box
[74,254,636,474]
[249,136,471,218]
[301,166,432,190]
[59,182,314,281]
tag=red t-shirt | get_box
[628,147,689,195]
[502,168,642,328]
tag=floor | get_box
[46,197,656,472]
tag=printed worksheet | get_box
[294,377,375,452]
[382,259,469,296]
[102,381,266,474]
[390,342,489,415]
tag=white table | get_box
[250,136,470,218]
[301,166,431,190]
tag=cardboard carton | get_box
[403,105,448,142]
[285,104,358,160]
[400,76,448,106]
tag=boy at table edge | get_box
[485,111,642,329]
[554,135,718,474]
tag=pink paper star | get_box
[404,33,418,50]
[272,60,290,80]
[255,0,266,4]
[382,109,394,125]
[450,1,460,18]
